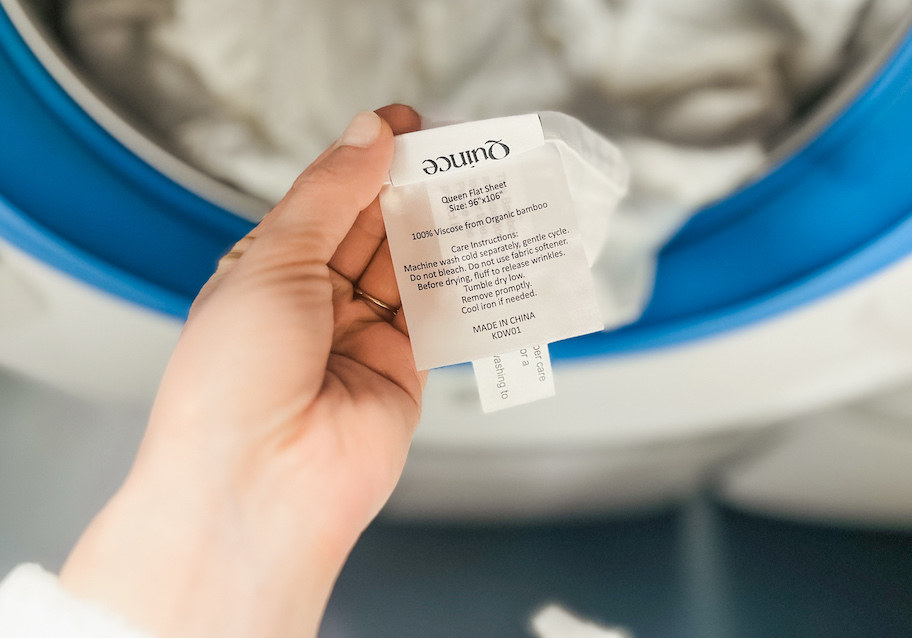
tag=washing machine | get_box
[2,0,912,526]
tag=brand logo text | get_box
[421,140,510,176]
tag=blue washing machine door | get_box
[2,4,912,357]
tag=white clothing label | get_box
[380,115,604,371]
[472,344,555,412]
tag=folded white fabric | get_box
[0,564,154,638]
[64,0,902,205]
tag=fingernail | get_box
[337,111,382,148]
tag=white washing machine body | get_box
[2,0,912,524]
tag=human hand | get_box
[59,105,425,638]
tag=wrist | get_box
[60,469,344,638]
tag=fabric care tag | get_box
[472,344,555,413]
[379,114,604,408]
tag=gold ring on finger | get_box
[353,287,399,317]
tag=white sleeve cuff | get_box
[0,564,629,638]
[0,564,155,638]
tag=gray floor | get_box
[324,503,912,637]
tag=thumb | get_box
[256,111,395,264]
[191,111,394,312]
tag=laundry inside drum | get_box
[18,0,912,328]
